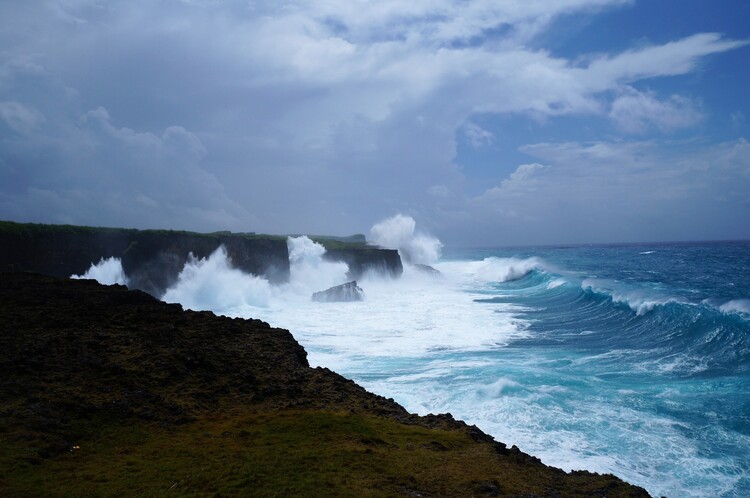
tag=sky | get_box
[1,0,749,247]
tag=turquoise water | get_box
[420,241,750,497]
[345,242,750,497]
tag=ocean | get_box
[78,237,750,497]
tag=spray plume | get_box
[369,214,442,265]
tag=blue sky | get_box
[1,0,748,246]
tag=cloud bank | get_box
[1,1,748,244]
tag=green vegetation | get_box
[0,220,287,242]
[1,409,640,497]
[0,220,369,246]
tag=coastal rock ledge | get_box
[0,273,650,497]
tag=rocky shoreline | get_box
[0,221,402,297]
[0,273,650,496]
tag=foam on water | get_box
[249,263,528,365]
[720,299,750,318]
[547,278,567,289]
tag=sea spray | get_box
[286,236,349,296]
[162,246,271,311]
[71,256,128,285]
[369,214,442,265]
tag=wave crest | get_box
[475,257,545,283]
[581,278,680,316]
[720,299,750,318]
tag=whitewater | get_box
[75,222,750,497]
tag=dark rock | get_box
[312,281,365,302]
[323,247,403,279]
[473,479,502,496]
[0,221,405,297]
[413,263,441,276]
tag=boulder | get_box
[413,263,441,276]
[312,281,365,302]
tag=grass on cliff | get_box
[3,409,496,497]
[1,408,634,497]
[0,220,370,247]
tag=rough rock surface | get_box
[312,280,365,302]
[0,273,651,497]
[324,246,403,279]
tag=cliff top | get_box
[0,220,369,247]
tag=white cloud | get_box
[582,33,750,89]
[0,101,45,132]
[0,62,250,230]
[0,1,748,241]
[502,163,549,189]
[479,163,550,201]
[458,138,750,245]
[462,121,494,147]
[609,89,703,133]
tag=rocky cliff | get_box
[0,221,405,297]
[0,273,650,497]
[323,245,403,279]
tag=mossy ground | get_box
[0,274,649,497]
[1,408,643,497]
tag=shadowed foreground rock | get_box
[0,273,651,497]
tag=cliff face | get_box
[0,273,650,497]
[119,232,290,296]
[0,221,291,296]
[324,246,403,279]
[0,222,405,297]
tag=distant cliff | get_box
[0,221,404,297]
[0,221,289,296]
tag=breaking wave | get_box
[71,256,128,285]
[162,246,272,311]
[286,236,349,296]
[369,214,442,265]
[581,277,682,316]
